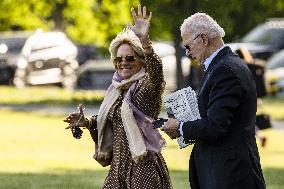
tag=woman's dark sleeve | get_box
[144,50,165,89]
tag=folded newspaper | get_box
[163,86,201,149]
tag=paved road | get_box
[1,104,283,130]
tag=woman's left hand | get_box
[129,4,152,38]
[63,104,88,129]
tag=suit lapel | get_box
[198,46,232,95]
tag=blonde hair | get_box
[180,12,225,39]
[109,28,145,65]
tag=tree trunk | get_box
[186,0,200,90]
[189,0,197,15]
[173,25,184,90]
[51,0,67,31]
[172,0,186,90]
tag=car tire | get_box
[13,69,28,88]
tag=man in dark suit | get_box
[162,13,266,189]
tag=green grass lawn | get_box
[0,110,284,188]
[1,86,284,120]
[262,96,284,120]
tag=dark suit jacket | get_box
[183,47,266,189]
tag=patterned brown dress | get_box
[92,52,172,189]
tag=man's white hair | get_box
[180,12,225,39]
[109,28,145,65]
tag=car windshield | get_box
[241,25,284,45]
[0,37,27,53]
[267,51,284,69]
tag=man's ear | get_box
[201,33,209,46]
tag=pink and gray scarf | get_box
[96,68,166,162]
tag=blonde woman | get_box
[64,5,172,189]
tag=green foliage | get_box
[141,0,284,42]
[63,0,100,45]
[1,0,283,47]
[140,0,284,89]
[0,0,52,31]
[65,0,139,47]
[0,0,139,48]
[87,0,139,47]
[140,0,190,40]
[213,0,284,41]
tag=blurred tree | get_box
[50,0,67,31]
[0,0,139,48]
[140,0,284,89]
[0,0,283,60]
[139,0,193,89]
[197,0,284,41]
[0,0,51,31]
[65,0,139,47]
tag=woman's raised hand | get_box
[63,104,88,129]
[129,4,152,38]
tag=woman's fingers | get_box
[131,5,150,20]
[63,116,72,122]
[148,12,152,22]
[63,112,80,123]
[63,115,73,122]
[131,7,137,21]
[78,104,84,115]
[137,4,142,17]
[65,123,75,129]
[64,104,86,130]
[143,6,147,19]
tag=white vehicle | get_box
[266,50,284,95]
[152,42,191,92]
[14,30,79,89]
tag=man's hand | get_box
[161,118,180,139]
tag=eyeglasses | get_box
[184,34,201,51]
[114,55,136,64]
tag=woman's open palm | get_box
[129,4,152,38]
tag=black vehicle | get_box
[13,30,79,89]
[229,18,284,60]
[76,44,97,65]
[0,31,30,84]
[76,59,114,90]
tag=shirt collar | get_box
[203,45,227,71]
